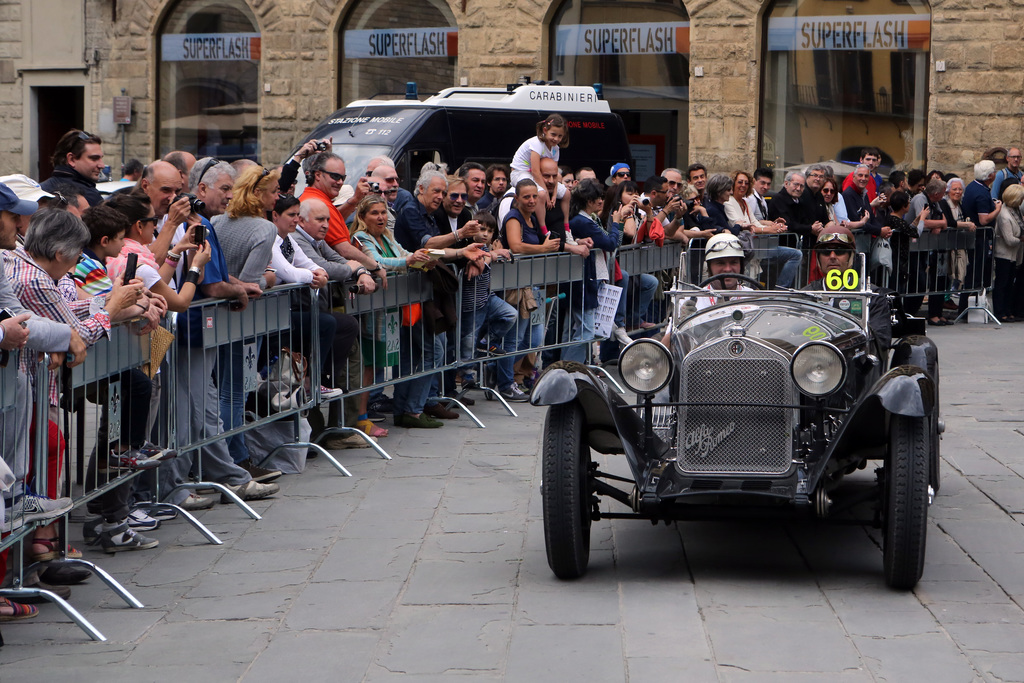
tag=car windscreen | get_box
[678,299,864,347]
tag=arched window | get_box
[548,0,689,176]
[158,0,261,161]
[339,0,458,106]
[761,0,930,174]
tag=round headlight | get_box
[619,339,672,395]
[791,341,846,396]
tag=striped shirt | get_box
[72,249,113,296]
[4,247,110,405]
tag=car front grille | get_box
[677,339,793,475]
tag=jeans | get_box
[760,246,803,288]
[162,346,251,505]
[460,293,518,388]
[218,340,254,465]
[619,269,658,327]
[561,306,596,363]
[393,322,434,416]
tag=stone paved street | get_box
[3,322,1024,682]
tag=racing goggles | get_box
[814,232,855,250]
[706,238,744,253]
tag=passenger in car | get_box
[803,226,892,352]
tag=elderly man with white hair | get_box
[957,159,1003,316]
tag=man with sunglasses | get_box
[606,163,631,187]
[41,129,105,207]
[299,152,383,277]
[803,226,892,352]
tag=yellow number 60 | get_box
[825,269,859,291]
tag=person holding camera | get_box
[137,160,199,265]
[298,151,384,278]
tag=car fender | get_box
[871,366,935,418]
[890,335,938,383]
[531,362,664,476]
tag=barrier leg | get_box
[301,442,353,476]
[163,482,261,520]
[0,587,106,641]
[25,558,144,608]
[478,386,519,417]
[953,294,1001,325]
[439,396,486,428]
[132,501,223,545]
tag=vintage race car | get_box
[531,260,940,590]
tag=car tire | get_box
[929,363,941,494]
[883,414,929,590]
[542,401,592,579]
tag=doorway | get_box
[35,86,84,180]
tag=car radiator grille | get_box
[677,340,793,475]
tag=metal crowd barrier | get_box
[0,239,690,643]
[460,251,588,407]
[0,325,157,641]
[872,226,997,324]
[163,283,358,517]
[322,268,476,441]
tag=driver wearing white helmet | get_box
[695,233,753,310]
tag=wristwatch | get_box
[353,267,370,279]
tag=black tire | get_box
[929,363,941,493]
[542,401,592,579]
[883,415,930,590]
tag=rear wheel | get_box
[542,401,593,579]
[883,415,930,590]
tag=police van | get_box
[290,84,632,192]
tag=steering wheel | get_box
[698,273,764,290]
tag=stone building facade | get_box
[0,0,1021,183]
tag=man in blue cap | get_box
[606,162,631,187]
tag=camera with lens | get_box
[368,181,380,193]
[175,193,207,216]
[683,198,697,212]
[314,141,330,152]
[641,197,651,207]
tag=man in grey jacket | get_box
[294,198,376,447]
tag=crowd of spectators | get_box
[1,120,1021,624]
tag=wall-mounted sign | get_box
[113,96,132,125]
[554,22,690,57]
[161,33,261,62]
[767,15,930,52]
[344,28,458,59]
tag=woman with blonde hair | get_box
[210,164,281,466]
[213,164,281,288]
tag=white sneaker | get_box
[127,509,160,531]
[320,386,344,400]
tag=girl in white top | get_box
[509,113,571,229]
